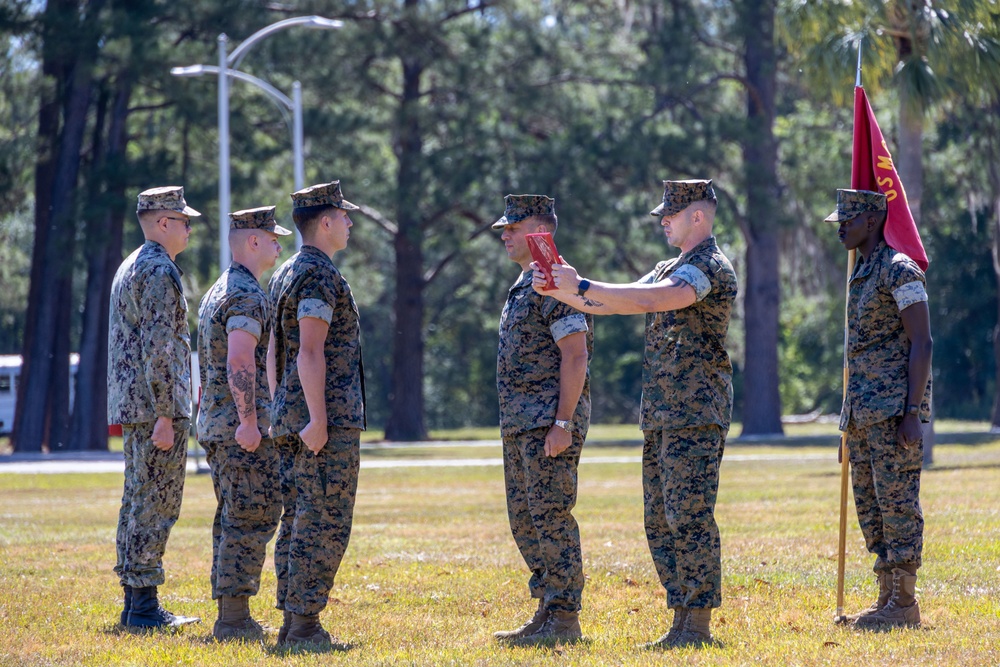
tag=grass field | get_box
[1,435,999,666]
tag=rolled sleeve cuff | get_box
[298,298,334,324]
[672,264,711,301]
[550,313,589,342]
[226,315,262,341]
[893,281,928,311]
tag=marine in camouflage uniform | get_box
[534,179,736,649]
[197,206,291,640]
[108,186,201,629]
[267,181,366,647]
[492,195,593,644]
[827,189,932,630]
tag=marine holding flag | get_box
[827,188,932,630]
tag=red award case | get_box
[526,232,560,291]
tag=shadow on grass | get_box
[100,623,201,636]
[638,637,727,652]
[499,636,593,651]
[267,639,355,655]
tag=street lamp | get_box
[171,16,342,270]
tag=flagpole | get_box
[855,36,863,87]
[834,37,863,626]
[834,249,855,624]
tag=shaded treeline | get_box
[1,0,999,451]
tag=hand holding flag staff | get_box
[833,39,929,625]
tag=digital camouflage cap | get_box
[649,179,717,217]
[824,189,887,222]
[290,180,360,211]
[137,185,201,216]
[492,194,556,230]
[229,205,293,235]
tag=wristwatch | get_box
[906,404,920,416]
[576,279,591,297]
[554,419,575,433]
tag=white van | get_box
[0,354,80,435]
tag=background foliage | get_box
[1,0,999,447]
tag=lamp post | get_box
[171,16,341,270]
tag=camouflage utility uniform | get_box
[269,245,365,617]
[108,240,192,589]
[197,261,281,600]
[639,235,737,611]
[498,270,593,613]
[842,239,931,575]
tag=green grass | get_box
[1,418,996,454]
[1,440,999,665]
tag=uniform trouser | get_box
[203,437,281,599]
[846,417,924,574]
[114,418,189,588]
[274,427,361,616]
[642,425,724,609]
[502,426,585,613]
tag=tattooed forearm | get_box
[227,362,256,420]
[580,296,605,308]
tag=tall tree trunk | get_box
[739,0,784,436]
[70,75,131,451]
[384,40,428,441]
[11,3,65,450]
[992,190,1000,431]
[48,280,73,450]
[987,103,1000,432]
[897,82,934,465]
[14,0,103,452]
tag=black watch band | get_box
[906,404,920,416]
[577,278,591,297]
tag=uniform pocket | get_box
[224,448,279,524]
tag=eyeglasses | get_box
[162,216,192,230]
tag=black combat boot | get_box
[119,584,133,626]
[126,586,201,630]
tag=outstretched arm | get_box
[532,260,696,315]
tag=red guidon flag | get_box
[851,86,928,270]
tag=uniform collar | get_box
[851,239,889,281]
[229,261,256,280]
[680,235,717,261]
[300,244,335,266]
[509,270,533,292]
[143,239,183,275]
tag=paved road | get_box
[0,448,831,474]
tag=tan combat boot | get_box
[279,612,333,648]
[670,607,713,648]
[845,571,892,622]
[213,595,265,641]
[640,607,689,649]
[853,567,920,630]
[493,598,548,641]
[510,610,582,645]
[276,609,292,644]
